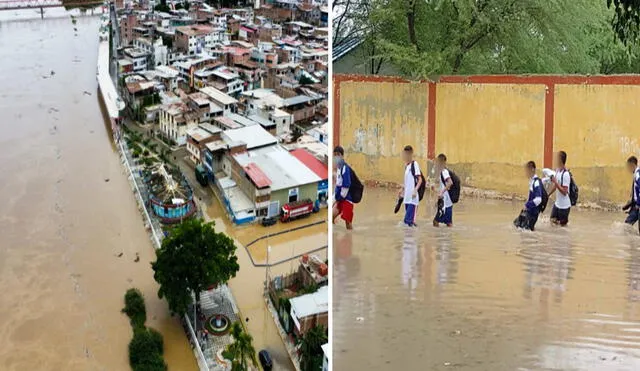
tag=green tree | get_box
[298,325,327,371]
[608,0,640,44]
[341,0,640,76]
[154,0,170,13]
[225,322,258,371]
[122,288,147,328]
[151,219,239,316]
[129,327,167,371]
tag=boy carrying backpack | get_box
[333,146,363,230]
[514,161,547,231]
[434,153,460,227]
[399,145,424,227]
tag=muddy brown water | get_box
[334,187,640,371]
[0,12,197,370]
[204,202,328,371]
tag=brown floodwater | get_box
[334,187,640,371]
[0,11,197,370]
[204,200,327,370]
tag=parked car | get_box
[258,350,273,370]
[261,217,277,227]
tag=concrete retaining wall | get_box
[334,74,640,204]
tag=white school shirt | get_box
[440,169,453,208]
[554,169,571,209]
[403,161,421,205]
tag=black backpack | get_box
[410,161,426,201]
[441,169,461,204]
[537,177,549,213]
[347,166,364,203]
[562,170,579,206]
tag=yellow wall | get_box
[435,83,546,194]
[554,84,640,203]
[339,81,429,184]
[338,78,639,204]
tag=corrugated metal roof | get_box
[244,163,272,188]
[290,148,328,180]
[332,38,364,62]
[290,286,329,318]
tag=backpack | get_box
[562,170,579,206]
[441,169,461,204]
[410,161,426,201]
[536,178,549,213]
[347,166,364,203]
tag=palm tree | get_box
[298,325,327,371]
[227,322,258,371]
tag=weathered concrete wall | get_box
[554,84,640,203]
[339,80,429,184]
[436,83,546,194]
[334,74,640,204]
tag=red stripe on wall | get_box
[438,74,640,85]
[333,76,342,147]
[427,82,436,159]
[544,84,555,168]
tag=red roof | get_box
[290,149,328,180]
[244,163,272,188]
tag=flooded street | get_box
[203,201,327,370]
[334,187,640,371]
[0,11,196,370]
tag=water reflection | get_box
[334,188,640,370]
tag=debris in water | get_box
[104,178,110,182]
[116,252,123,257]
[356,316,364,322]
[134,253,140,262]
[83,91,92,96]
[50,70,55,76]
[444,362,451,366]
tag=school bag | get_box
[441,169,461,204]
[348,166,364,203]
[537,178,549,213]
[561,170,579,206]
[410,161,426,201]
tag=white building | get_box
[159,103,199,146]
[321,344,329,371]
[133,37,169,66]
[200,86,239,116]
[123,48,149,72]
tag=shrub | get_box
[129,328,167,371]
[143,149,150,157]
[147,327,164,355]
[122,288,146,328]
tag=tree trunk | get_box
[406,0,418,48]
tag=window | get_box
[288,188,298,203]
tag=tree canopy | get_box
[152,219,239,316]
[298,325,327,371]
[334,0,640,77]
[225,322,258,371]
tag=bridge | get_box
[0,0,104,12]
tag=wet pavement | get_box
[334,187,640,371]
[0,12,198,370]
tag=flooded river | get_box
[0,11,197,370]
[334,187,640,371]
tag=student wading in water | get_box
[548,151,572,226]
[398,145,423,227]
[623,156,640,231]
[434,154,455,227]
[514,161,546,231]
[333,146,364,230]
